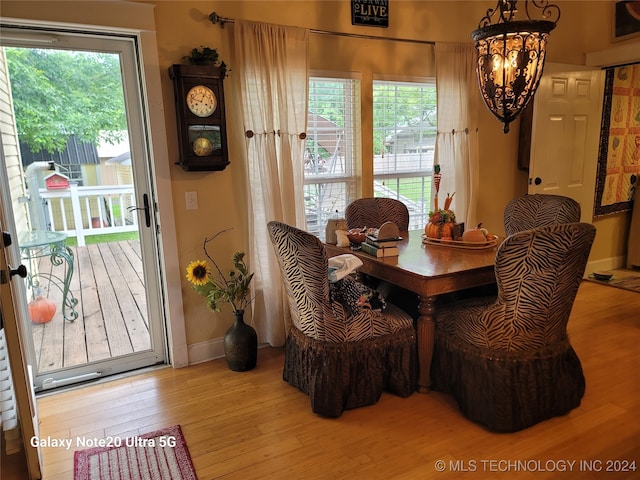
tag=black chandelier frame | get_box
[471,0,561,133]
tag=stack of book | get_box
[360,221,401,258]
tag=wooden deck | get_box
[29,240,150,373]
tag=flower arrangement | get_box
[185,229,254,313]
[425,164,458,239]
[427,208,456,225]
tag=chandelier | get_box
[471,0,560,133]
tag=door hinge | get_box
[2,231,12,248]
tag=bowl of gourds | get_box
[346,228,367,245]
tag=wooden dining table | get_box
[324,229,499,392]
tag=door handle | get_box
[143,193,151,228]
[1,264,27,284]
[127,193,151,228]
[10,264,27,279]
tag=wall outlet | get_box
[185,191,198,210]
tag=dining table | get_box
[324,229,500,392]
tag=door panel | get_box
[529,68,605,223]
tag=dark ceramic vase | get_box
[223,310,257,371]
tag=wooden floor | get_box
[6,280,639,479]
[29,240,149,373]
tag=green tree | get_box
[5,47,127,153]
[373,83,437,155]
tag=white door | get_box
[0,220,41,478]
[0,26,167,391]
[529,67,605,222]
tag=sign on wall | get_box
[613,1,640,41]
[351,0,389,28]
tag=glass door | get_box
[0,25,168,392]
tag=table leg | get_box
[50,243,78,322]
[416,295,436,393]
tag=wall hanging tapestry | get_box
[594,62,640,217]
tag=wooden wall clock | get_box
[169,64,229,171]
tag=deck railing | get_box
[38,184,138,246]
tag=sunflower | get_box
[185,260,211,286]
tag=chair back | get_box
[267,221,337,340]
[504,194,580,236]
[345,197,410,231]
[493,222,595,350]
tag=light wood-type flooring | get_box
[5,280,640,479]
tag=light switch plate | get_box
[185,191,198,210]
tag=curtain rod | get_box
[209,12,435,46]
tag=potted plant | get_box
[183,46,228,75]
[183,46,220,66]
[185,229,257,371]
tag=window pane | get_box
[305,77,359,239]
[304,182,350,235]
[373,80,436,230]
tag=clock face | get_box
[192,136,213,156]
[186,85,217,117]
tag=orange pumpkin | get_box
[29,296,56,324]
[425,221,455,239]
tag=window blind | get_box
[304,77,360,238]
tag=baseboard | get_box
[187,338,226,365]
[585,255,626,275]
[187,339,270,366]
[169,342,190,368]
[3,425,22,455]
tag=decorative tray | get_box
[422,234,499,250]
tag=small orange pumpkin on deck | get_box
[29,296,56,324]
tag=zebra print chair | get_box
[267,221,417,417]
[504,194,581,236]
[431,222,596,432]
[344,197,415,312]
[345,197,410,232]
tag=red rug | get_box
[74,425,197,479]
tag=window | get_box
[373,80,437,229]
[304,76,359,239]
[58,163,83,185]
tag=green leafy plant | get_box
[185,229,253,313]
[184,46,219,66]
[428,209,456,224]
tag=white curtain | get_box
[434,43,480,227]
[234,21,309,346]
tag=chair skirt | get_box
[431,332,585,432]
[283,326,417,417]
